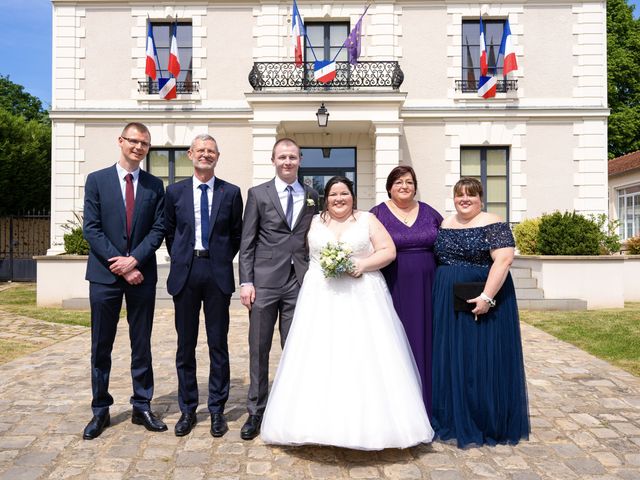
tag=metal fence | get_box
[0,211,50,281]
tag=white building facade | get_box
[48,0,609,254]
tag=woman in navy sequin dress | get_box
[371,166,442,414]
[431,177,529,448]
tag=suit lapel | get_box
[292,184,314,230]
[208,178,224,240]
[266,180,288,226]
[109,165,127,233]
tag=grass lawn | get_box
[0,339,41,364]
[0,283,90,327]
[520,303,640,377]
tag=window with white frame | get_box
[617,185,640,240]
[460,147,509,221]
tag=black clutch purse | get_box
[453,282,485,312]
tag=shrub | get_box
[513,218,541,255]
[61,213,89,255]
[537,211,601,255]
[589,213,621,254]
[626,236,640,255]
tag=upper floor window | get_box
[150,22,193,82]
[139,22,198,95]
[305,23,349,62]
[457,20,517,94]
[618,185,640,240]
[460,147,509,221]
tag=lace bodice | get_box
[308,212,374,269]
[434,222,515,267]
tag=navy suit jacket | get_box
[83,165,165,285]
[165,177,243,297]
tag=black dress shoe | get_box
[210,413,228,437]
[83,413,110,440]
[240,414,262,440]
[131,408,168,432]
[174,412,197,437]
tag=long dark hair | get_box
[320,176,357,222]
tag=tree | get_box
[0,76,51,215]
[607,0,640,158]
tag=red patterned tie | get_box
[125,173,135,248]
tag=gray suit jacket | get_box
[239,179,319,288]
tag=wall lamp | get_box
[316,102,329,127]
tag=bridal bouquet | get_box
[319,242,354,278]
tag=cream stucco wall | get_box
[523,122,577,218]
[608,170,640,223]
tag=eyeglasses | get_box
[121,136,151,149]
[392,180,415,187]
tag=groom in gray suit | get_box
[239,138,319,440]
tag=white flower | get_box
[306,198,316,207]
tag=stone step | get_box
[513,277,538,289]
[515,288,545,300]
[518,298,588,311]
[510,266,532,278]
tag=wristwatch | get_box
[480,292,496,308]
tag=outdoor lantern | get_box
[316,102,329,127]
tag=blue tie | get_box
[199,184,210,249]
[285,185,294,228]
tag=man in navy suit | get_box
[82,122,166,439]
[165,134,243,437]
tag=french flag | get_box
[159,78,177,100]
[145,23,158,80]
[499,19,518,76]
[313,60,337,83]
[479,17,488,76]
[477,75,497,98]
[167,22,180,78]
[292,0,305,67]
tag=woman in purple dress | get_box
[370,166,442,414]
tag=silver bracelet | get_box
[480,292,496,307]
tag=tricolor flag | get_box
[479,17,488,76]
[292,0,305,67]
[167,22,180,78]
[477,75,497,98]
[313,60,337,83]
[159,77,177,100]
[145,23,158,80]
[499,19,518,76]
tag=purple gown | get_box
[370,202,443,414]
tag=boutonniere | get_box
[306,198,316,207]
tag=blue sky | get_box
[0,0,639,110]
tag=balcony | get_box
[248,61,404,91]
[137,81,200,95]
[455,79,518,94]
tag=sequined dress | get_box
[431,222,530,448]
[261,212,434,450]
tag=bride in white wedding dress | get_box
[261,176,434,450]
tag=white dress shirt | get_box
[115,162,140,205]
[193,176,215,251]
[274,176,304,226]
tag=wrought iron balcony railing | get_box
[455,79,518,94]
[248,61,404,91]
[137,81,200,95]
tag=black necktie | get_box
[286,185,294,228]
[199,184,210,249]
